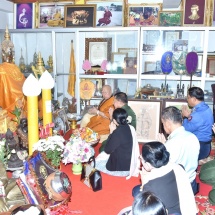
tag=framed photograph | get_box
[172,40,188,52]
[123,57,137,74]
[207,56,215,76]
[37,2,73,28]
[144,61,156,73]
[159,11,183,26]
[111,52,128,66]
[87,1,124,27]
[183,0,207,26]
[85,38,112,66]
[53,107,70,134]
[148,95,175,100]
[163,30,182,51]
[128,3,162,27]
[128,100,162,143]
[64,4,96,28]
[164,99,188,110]
[118,48,138,57]
[14,3,35,29]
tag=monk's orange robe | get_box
[87,96,114,135]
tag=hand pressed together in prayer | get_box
[181,105,191,118]
[157,133,166,144]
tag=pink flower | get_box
[84,148,89,153]
[82,60,91,71]
[101,60,108,71]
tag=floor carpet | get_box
[61,141,215,215]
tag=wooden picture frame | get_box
[163,30,182,51]
[128,3,162,27]
[85,38,112,66]
[164,99,188,110]
[128,100,162,143]
[64,4,96,28]
[118,48,138,57]
[14,3,35,29]
[207,56,215,76]
[37,2,73,28]
[123,57,137,74]
[53,107,70,134]
[159,11,183,26]
[183,0,207,26]
[87,0,124,27]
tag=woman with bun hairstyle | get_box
[95,108,139,177]
[132,141,197,215]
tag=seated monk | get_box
[80,85,114,140]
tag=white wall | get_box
[0,0,14,29]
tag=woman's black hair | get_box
[142,141,170,168]
[132,191,168,215]
[112,108,128,125]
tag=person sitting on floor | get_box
[80,85,114,142]
[132,141,197,215]
[181,87,214,164]
[99,92,136,152]
[95,108,139,178]
[157,106,200,195]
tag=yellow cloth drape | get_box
[67,41,76,97]
[0,62,27,117]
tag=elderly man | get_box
[157,106,200,195]
[181,87,214,162]
[80,85,114,138]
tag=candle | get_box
[39,71,55,133]
[23,74,41,155]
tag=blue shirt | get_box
[182,101,214,142]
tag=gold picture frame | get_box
[64,4,96,28]
[36,1,74,28]
[85,38,112,66]
[118,48,138,57]
[127,3,162,27]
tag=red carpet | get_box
[61,142,215,215]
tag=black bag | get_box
[81,156,102,192]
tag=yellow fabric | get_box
[67,42,76,97]
[0,62,27,117]
[86,96,114,135]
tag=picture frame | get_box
[159,11,183,27]
[148,95,175,100]
[144,61,156,73]
[172,40,188,52]
[128,3,162,27]
[118,48,138,57]
[207,56,215,76]
[142,30,160,52]
[14,3,35,29]
[37,2,74,28]
[164,99,188,110]
[87,0,124,27]
[128,100,162,143]
[64,4,96,28]
[111,52,128,66]
[163,30,182,51]
[85,38,112,66]
[53,107,70,134]
[183,0,207,26]
[123,57,137,74]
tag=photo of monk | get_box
[183,0,206,25]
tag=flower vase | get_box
[72,163,82,175]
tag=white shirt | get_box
[165,126,200,182]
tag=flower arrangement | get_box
[33,135,65,168]
[101,60,108,71]
[62,136,95,165]
[82,60,91,72]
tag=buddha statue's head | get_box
[1,26,15,63]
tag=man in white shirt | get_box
[157,106,200,195]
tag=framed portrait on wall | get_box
[123,57,137,74]
[64,5,96,27]
[128,3,162,27]
[37,2,74,28]
[128,100,162,143]
[14,3,35,29]
[183,0,207,26]
[87,0,124,27]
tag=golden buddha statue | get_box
[31,52,46,79]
